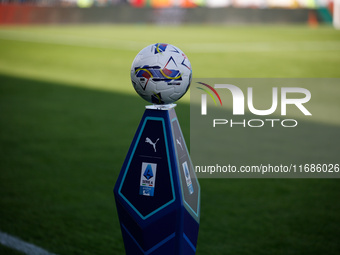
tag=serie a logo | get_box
[197,82,312,128]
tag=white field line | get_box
[0,30,340,53]
[0,231,58,255]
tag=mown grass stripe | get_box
[0,30,339,52]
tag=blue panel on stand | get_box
[171,117,200,222]
[183,232,197,255]
[119,117,175,219]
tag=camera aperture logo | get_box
[196,82,312,128]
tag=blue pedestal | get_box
[114,105,200,255]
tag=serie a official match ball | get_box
[131,43,192,105]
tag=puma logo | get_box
[145,137,159,152]
[176,137,183,150]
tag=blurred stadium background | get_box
[0,0,338,26]
[1,0,340,255]
[0,0,336,8]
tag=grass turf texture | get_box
[0,25,340,255]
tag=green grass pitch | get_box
[0,25,340,255]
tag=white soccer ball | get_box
[131,43,192,105]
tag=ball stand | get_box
[114,104,200,255]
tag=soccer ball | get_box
[131,43,192,105]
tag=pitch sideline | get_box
[0,231,58,255]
